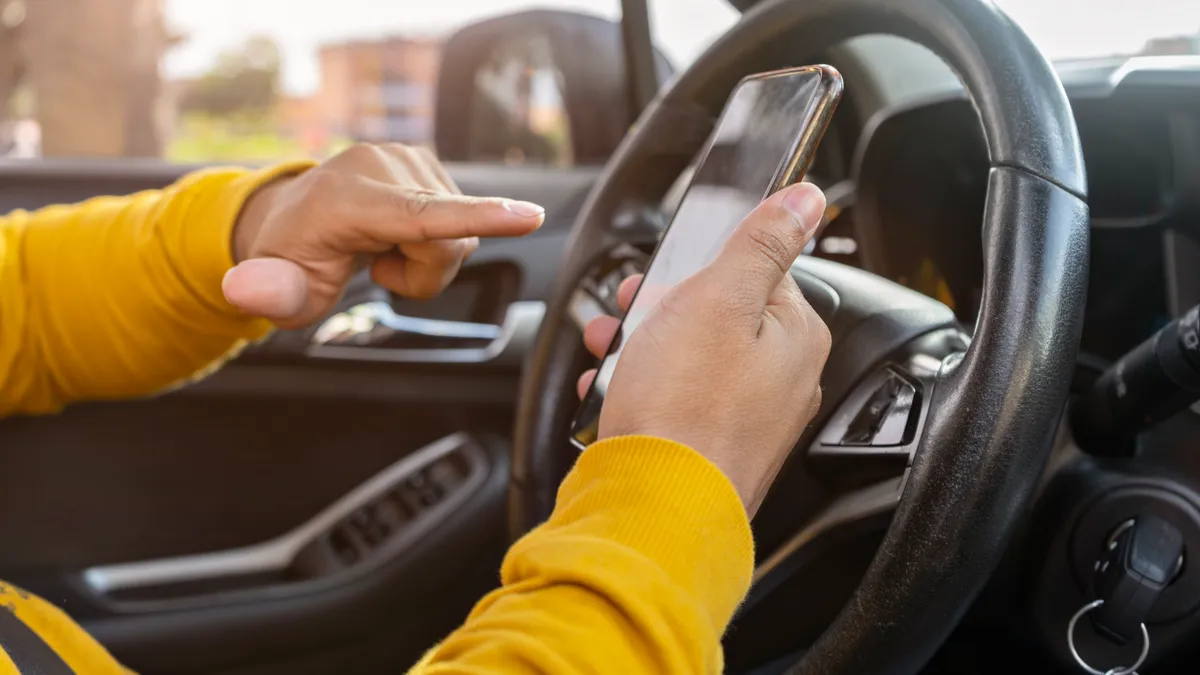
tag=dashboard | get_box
[812,57,1200,364]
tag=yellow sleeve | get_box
[0,437,751,674]
[412,436,754,674]
[0,582,131,675]
[0,160,315,416]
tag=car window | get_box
[0,0,736,164]
[650,0,739,71]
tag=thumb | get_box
[707,182,825,304]
[222,257,310,323]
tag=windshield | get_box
[161,1,1200,98]
[997,0,1200,61]
[163,0,738,96]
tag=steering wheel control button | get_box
[568,245,649,331]
[1091,515,1185,644]
[841,371,915,446]
[817,367,920,451]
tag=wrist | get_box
[232,176,294,264]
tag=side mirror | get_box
[435,9,673,166]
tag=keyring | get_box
[1067,599,1150,675]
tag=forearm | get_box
[0,161,313,416]
[411,437,754,674]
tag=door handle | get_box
[307,300,545,366]
[312,301,503,347]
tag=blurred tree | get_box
[0,0,26,136]
[22,0,169,156]
[180,37,283,118]
[124,0,176,156]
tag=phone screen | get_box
[570,66,842,449]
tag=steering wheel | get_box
[512,0,1089,672]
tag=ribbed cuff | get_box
[544,435,755,634]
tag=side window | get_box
[0,0,738,165]
[0,0,619,163]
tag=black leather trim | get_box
[0,608,76,674]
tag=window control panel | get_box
[80,434,489,612]
[291,444,476,578]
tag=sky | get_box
[163,0,1200,96]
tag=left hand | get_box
[223,143,546,328]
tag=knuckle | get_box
[396,188,433,220]
[304,167,346,201]
[654,288,687,322]
[383,142,417,160]
[341,142,380,164]
[746,227,796,276]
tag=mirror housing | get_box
[435,9,673,165]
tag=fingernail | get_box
[504,200,545,218]
[781,184,825,234]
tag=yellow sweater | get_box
[0,166,754,674]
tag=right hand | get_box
[578,182,831,516]
[225,143,545,328]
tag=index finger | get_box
[355,179,545,242]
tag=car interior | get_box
[2,0,1200,673]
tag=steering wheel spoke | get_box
[566,243,648,333]
[747,472,908,610]
[808,353,945,466]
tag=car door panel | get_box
[0,160,598,674]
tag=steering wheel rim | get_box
[512,1,1090,673]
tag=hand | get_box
[577,182,831,516]
[223,143,546,328]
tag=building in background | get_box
[277,94,324,154]
[314,37,440,147]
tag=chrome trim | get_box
[306,301,544,366]
[83,433,479,595]
[752,473,907,588]
[810,352,945,460]
[568,290,608,332]
[313,302,503,346]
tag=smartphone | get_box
[569,65,843,450]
